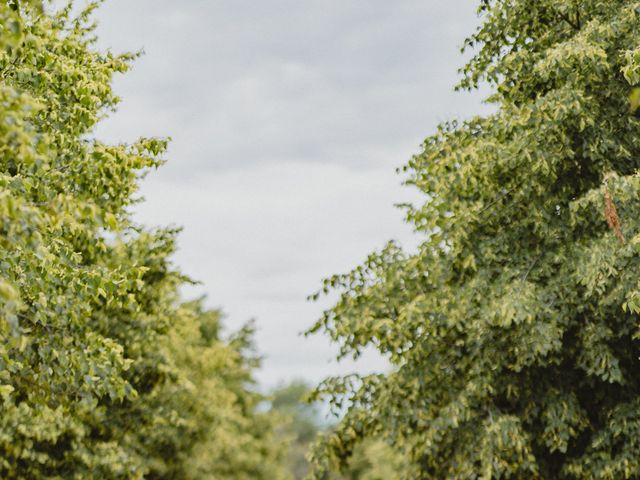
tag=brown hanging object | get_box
[604,185,625,245]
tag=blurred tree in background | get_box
[0,2,287,478]
[309,1,640,479]
[343,438,404,480]
[271,380,322,479]
[269,381,404,480]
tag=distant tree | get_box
[308,1,640,479]
[155,305,290,479]
[270,381,403,480]
[0,2,287,478]
[343,439,404,480]
[271,380,322,479]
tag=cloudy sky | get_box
[92,1,491,387]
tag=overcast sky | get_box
[92,1,491,387]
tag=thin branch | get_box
[557,11,580,30]
[0,55,21,79]
[522,252,544,282]
[477,178,526,217]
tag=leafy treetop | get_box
[0,2,288,478]
[308,1,640,479]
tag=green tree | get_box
[269,381,402,480]
[154,305,290,480]
[342,439,404,480]
[308,1,640,478]
[270,381,323,479]
[272,381,322,444]
[0,2,287,478]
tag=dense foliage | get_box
[0,2,287,478]
[309,1,640,478]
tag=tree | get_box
[270,380,323,479]
[0,2,287,478]
[342,438,404,480]
[269,381,403,480]
[154,305,290,480]
[308,1,640,478]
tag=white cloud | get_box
[93,0,491,386]
[134,162,420,385]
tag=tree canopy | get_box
[0,2,287,478]
[309,1,640,478]
[7,0,640,478]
